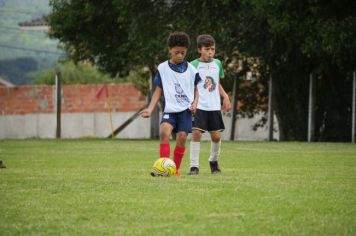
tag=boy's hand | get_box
[140,108,152,118]
[222,96,232,112]
[189,102,197,114]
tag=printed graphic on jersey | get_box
[203,76,216,92]
[174,83,190,106]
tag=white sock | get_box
[209,140,221,162]
[190,142,200,168]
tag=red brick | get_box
[0,83,146,115]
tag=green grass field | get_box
[0,140,355,235]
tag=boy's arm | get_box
[140,86,162,118]
[219,84,231,112]
[189,87,199,113]
[215,59,231,111]
[190,72,201,113]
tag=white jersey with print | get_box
[191,58,224,111]
[158,60,198,113]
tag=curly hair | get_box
[167,32,191,48]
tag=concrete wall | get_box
[0,111,278,140]
[205,112,279,141]
[0,112,151,139]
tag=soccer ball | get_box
[151,158,176,177]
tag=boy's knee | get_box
[192,130,202,142]
[210,133,221,143]
[212,137,221,143]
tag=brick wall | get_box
[0,83,146,115]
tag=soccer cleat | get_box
[187,167,199,175]
[174,170,180,176]
[0,160,6,168]
[209,161,221,174]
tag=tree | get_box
[32,61,112,85]
[237,0,356,140]
[48,0,356,141]
[48,0,170,76]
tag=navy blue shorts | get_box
[161,109,193,133]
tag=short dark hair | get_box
[167,32,191,48]
[197,34,215,48]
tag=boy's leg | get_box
[189,109,207,175]
[207,111,225,174]
[159,122,173,158]
[209,131,222,174]
[174,131,188,175]
[173,109,193,176]
[189,129,202,175]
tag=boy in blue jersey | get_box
[189,34,231,175]
[140,32,201,176]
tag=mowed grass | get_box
[0,140,355,236]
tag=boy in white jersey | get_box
[189,34,231,175]
[140,32,201,176]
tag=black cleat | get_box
[187,167,199,175]
[0,160,6,168]
[209,161,221,174]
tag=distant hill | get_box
[0,0,65,85]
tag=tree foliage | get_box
[238,0,356,141]
[48,0,170,76]
[32,61,112,85]
[47,0,356,141]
